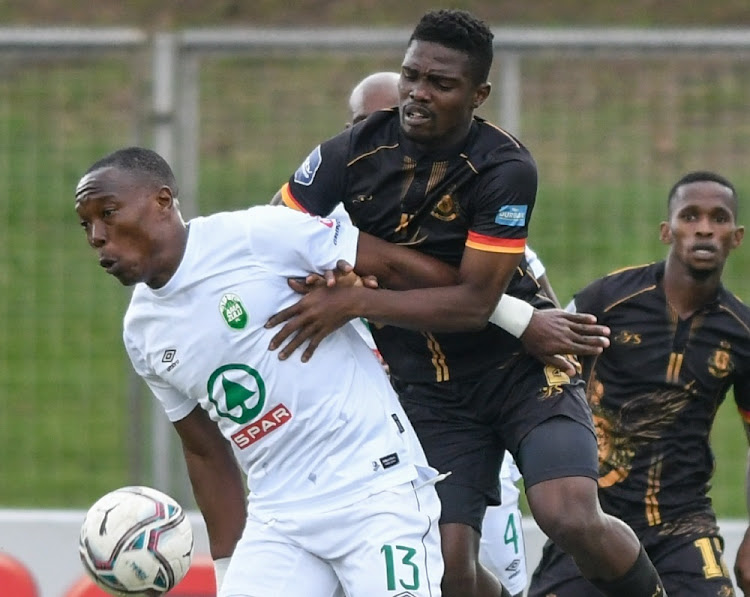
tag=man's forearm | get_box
[184,451,246,559]
[354,232,460,290]
[349,284,498,332]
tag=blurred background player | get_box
[75,146,469,597]
[529,171,750,596]
[271,9,666,597]
[347,71,400,126]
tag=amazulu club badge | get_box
[220,293,248,329]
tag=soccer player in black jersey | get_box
[267,9,666,597]
[528,171,750,597]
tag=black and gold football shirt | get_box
[573,261,750,532]
[279,110,553,383]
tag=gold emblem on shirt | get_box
[708,341,733,378]
[431,194,458,222]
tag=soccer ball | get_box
[79,486,194,596]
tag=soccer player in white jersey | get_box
[74,146,464,597]
[480,455,526,597]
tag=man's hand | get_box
[265,284,360,362]
[289,260,378,293]
[735,527,750,594]
[521,309,610,376]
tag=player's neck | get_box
[662,259,721,319]
[147,221,189,289]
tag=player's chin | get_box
[686,261,720,279]
[400,126,435,144]
[112,272,139,286]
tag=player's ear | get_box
[731,225,745,249]
[156,186,176,210]
[659,221,672,245]
[472,82,491,110]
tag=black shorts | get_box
[528,525,735,597]
[392,356,597,532]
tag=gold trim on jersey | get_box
[666,352,684,384]
[603,285,657,313]
[400,155,416,202]
[604,262,655,277]
[346,143,400,167]
[423,332,449,382]
[426,161,448,195]
[480,121,521,149]
[459,152,479,174]
[645,456,663,526]
[719,304,750,336]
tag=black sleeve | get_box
[282,129,351,217]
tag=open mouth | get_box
[403,104,432,126]
[99,257,117,273]
[691,244,717,258]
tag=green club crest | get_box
[207,364,265,424]
[220,293,248,329]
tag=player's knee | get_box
[528,478,603,551]
[441,548,479,586]
[441,565,478,597]
[439,525,481,595]
[541,512,604,555]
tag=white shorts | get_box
[479,453,528,595]
[220,469,444,597]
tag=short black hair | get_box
[409,9,494,85]
[84,146,179,197]
[668,170,737,216]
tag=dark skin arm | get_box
[172,405,246,560]
[267,231,609,371]
[733,421,750,594]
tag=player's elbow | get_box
[459,301,496,331]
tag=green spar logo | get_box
[207,364,265,424]
[220,293,248,329]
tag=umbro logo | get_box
[162,349,180,372]
[505,558,521,578]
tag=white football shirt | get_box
[123,206,425,516]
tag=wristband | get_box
[488,294,535,338]
[213,556,231,591]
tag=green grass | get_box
[1,48,749,518]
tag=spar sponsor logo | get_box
[230,404,292,449]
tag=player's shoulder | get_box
[601,261,659,284]
[717,285,750,325]
[578,262,660,308]
[471,117,536,169]
[346,109,400,160]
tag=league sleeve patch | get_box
[293,145,322,186]
[495,204,528,227]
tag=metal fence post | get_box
[150,33,177,495]
[498,50,522,136]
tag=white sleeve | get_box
[248,206,359,276]
[124,330,198,422]
[565,298,577,314]
[524,244,546,278]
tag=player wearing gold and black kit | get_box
[271,9,667,597]
[529,171,750,597]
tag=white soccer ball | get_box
[79,486,194,596]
